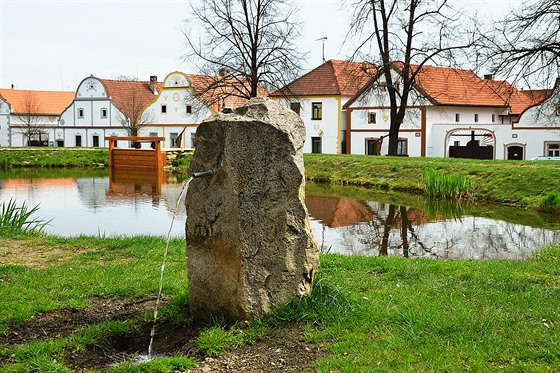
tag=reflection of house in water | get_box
[307,195,560,259]
[75,177,110,210]
[106,169,167,206]
[305,196,374,227]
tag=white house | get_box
[0,89,74,147]
[343,64,558,160]
[271,60,375,154]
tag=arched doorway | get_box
[506,144,525,160]
[446,129,495,160]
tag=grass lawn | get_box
[0,233,559,372]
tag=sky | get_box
[0,0,523,92]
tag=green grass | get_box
[539,191,560,213]
[1,233,559,372]
[0,147,108,168]
[422,168,474,200]
[0,198,51,235]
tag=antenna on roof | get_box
[315,36,328,64]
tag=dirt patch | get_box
[1,296,329,372]
[0,239,93,269]
[0,295,162,347]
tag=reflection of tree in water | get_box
[336,202,560,259]
[75,178,110,210]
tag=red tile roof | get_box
[188,74,268,111]
[271,60,376,97]
[404,65,506,107]
[0,89,75,115]
[481,79,551,115]
[100,79,161,118]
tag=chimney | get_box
[149,75,158,93]
[218,67,231,77]
[484,74,493,80]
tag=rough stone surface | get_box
[185,98,320,322]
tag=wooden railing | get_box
[105,136,167,170]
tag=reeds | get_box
[538,191,560,213]
[0,198,50,234]
[423,169,473,200]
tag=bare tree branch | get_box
[347,0,476,155]
[182,0,306,106]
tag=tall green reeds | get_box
[538,191,560,213]
[423,169,473,200]
[0,198,50,234]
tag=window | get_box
[368,112,377,124]
[186,105,192,114]
[546,142,560,157]
[455,113,460,122]
[78,108,84,119]
[191,133,196,148]
[311,137,322,153]
[492,114,496,123]
[397,139,408,156]
[92,135,99,147]
[149,132,158,137]
[75,135,82,147]
[290,102,301,116]
[366,139,379,156]
[170,132,178,148]
[161,105,167,114]
[100,108,108,118]
[311,102,322,120]
[474,114,479,123]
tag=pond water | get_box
[1,168,559,259]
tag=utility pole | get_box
[315,36,327,63]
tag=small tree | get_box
[348,0,475,155]
[183,0,306,106]
[15,91,46,146]
[115,81,155,137]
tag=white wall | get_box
[275,96,344,154]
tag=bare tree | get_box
[182,0,306,105]
[114,81,155,137]
[15,91,47,146]
[482,0,559,89]
[348,0,475,155]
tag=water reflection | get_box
[0,169,559,259]
[306,198,560,259]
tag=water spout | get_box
[191,170,214,178]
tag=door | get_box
[507,145,524,160]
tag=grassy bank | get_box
[0,147,108,168]
[0,233,558,372]
[2,147,560,209]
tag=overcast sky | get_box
[0,0,523,91]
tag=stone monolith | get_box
[185,98,320,322]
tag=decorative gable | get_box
[76,76,107,99]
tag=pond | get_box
[1,168,559,259]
